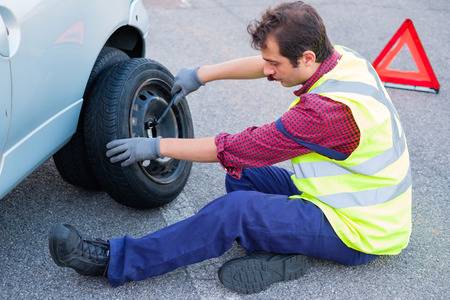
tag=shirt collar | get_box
[293,49,341,96]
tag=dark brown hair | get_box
[247,1,333,66]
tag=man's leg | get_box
[225,166,300,195]
[216,193,376,293]
[106,190,374,286]
[221,169,376,293]
[49,189,374,290]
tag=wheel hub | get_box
[129,81,182,183]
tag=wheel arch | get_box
[77,25,146,125]
[104,25,145,58]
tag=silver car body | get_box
[0,0,149,199]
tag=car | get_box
[0,0,194,208]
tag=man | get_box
[48,1,412,294]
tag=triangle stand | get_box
[372,19,440,94]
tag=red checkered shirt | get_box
[215,50,360,178]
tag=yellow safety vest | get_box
[287,46,412,255]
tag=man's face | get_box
[261,35,310,87]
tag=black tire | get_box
[53,47,129,190]
[84,58,194,209]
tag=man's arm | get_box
[197,56,266,83]
[107,94,360,169]
[171,56,266,104]
[162,57,267,161]
[160,137,218,162]
[106,136,218,167]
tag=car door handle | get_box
[0,15,9,57]
[0,6,20,58]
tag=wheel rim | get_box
[129,78,187,184]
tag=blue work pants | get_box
[107,166,376,286]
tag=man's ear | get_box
[298,50,317,67]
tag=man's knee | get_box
[225,172,252,193]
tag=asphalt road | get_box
[1,0,449,299]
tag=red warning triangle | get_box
[372,19,440,93]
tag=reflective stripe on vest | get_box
[315,169,411,208]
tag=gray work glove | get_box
[171,67,204,105]
[106,137,162,167]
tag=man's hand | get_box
[106,137,161,167]
[171,68,204,105]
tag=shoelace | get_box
[79,239,109,263]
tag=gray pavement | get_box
[1,0,449,299]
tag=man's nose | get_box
[263,64,275,76]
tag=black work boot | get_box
[48,224,109,276]
[218,252,310,294]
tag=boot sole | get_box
[218,254,309,294]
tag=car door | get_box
[0,14,12,167]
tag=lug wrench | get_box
[145,93,179,129]
[141,94,179,167]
